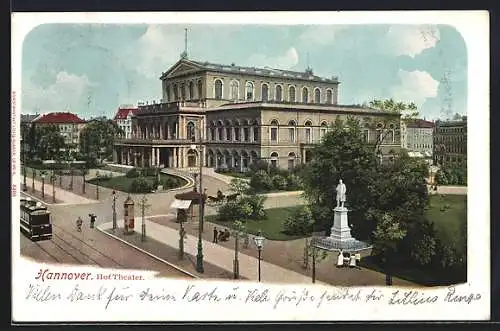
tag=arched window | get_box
[387,123,396,143]
[217,121,224,141]
[246,82,254,101]
[288,152,296,170]
[261,84,269,102]
[197,80,203,99]
[173,83,178,100]
[314,88,321,103]
[275,85,283,101]
[289,86,296,102]
[326,89,333,104]
[270,152,279,168]
[214,79,223,99]
[180,83,186,100]
[304,120,312,143]
[302,87,309,103]
[225,120,232,141]
[188,81,194,100]
[288,120,296,142]
[230,80,239,100]
[234,120,241,141]
[252,120,259,142]
[270,119,279,142]
[187,122,196,141]
[320,121,328,139]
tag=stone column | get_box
[159,122,163,139]
[141,147,145,168]
[156,148,160,167]
[174,148,179,168]
[240,154,243,172]
[134,149,138,167]
[151,147,156,166]
[175,122,179,139]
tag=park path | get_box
[98,219,327,285]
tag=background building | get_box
[114,58,401,170]
[113,105,138,139]
[32,112,87,152]
[434,116,467,166]
[404,119,434,163]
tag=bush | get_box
[286,173,303,191]
[141,167,158,176]
[249,171,273,192]
[217,201,253,222]
[162,176,177,189]
[272,174,288,190]
[283,205,314,235]
[126,168,140,178]
[241,194,267,220]
[130,177,152,193]
[249,160,269,174]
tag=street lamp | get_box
[253,233,266,282]
[40,172,46,199]
[69,160,74,191]
[32,169,36,192]
[191,134,205,273]
[95,171,100,200]
[51,171,56,203]
[112,190,117,230]
[139,194,150,242]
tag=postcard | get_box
[11,11,490,322]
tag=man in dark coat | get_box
[213,227,218,243]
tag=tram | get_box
[20,197,52,241]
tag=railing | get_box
[115,137,192,145]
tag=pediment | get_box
[165,61,202,78]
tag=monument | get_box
[314,179,372,252]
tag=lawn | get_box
[87,174,187,193]
[425,194,467,256]
[205,206,304,241]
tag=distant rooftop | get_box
[21,114,40,123]
[406,119,435,128]
[33,112,86,124]
[162,58,340,84]
[114,107,138,120]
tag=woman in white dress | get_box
[337,249,344,267]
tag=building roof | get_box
[161,58,340,84]
[113,107,138,120]
[33,112,86,124]
[406,119,435,128]
[21,114,40,123]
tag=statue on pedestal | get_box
[336,179,347,208]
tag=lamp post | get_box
[95,171,100,200]
[40,172,46,199]
[191,129,205,273]
[51,171,56,203]
[139,194,150,242]
[112,190,117,230]
[253,233,266,282]
[69,161,74,191]
[32,169,36,192]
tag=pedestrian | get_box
[89,213,96,228]
[76,217,83,232]
[213,227,218,243]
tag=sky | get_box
[21,23,467,121]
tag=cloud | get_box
[247,47,300,70]
[22,71,92,112]
[385,25,440,58]
[133,25,185,78]
[391,69,439,106]
[298,25,347,46]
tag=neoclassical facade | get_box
[113,58,401,170]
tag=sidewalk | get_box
[21,179,97,205]
[98,219,327,285]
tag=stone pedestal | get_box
[329,207,354,242]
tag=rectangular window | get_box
[253,127,259,141]
[270,128,278,142]
[226,128,232,141]
[234,128,240,141]
[288,128,295,142]
[363,129,369,142]
[305,128,312,143]
[243,128,250,141]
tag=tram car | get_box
[20,197,52,241]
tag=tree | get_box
[371,213,407,285]
[79,118,124,164]
[33,125,66,160]
[367,99,418,154]
[300,117,379,237]
[283,205,314,235]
